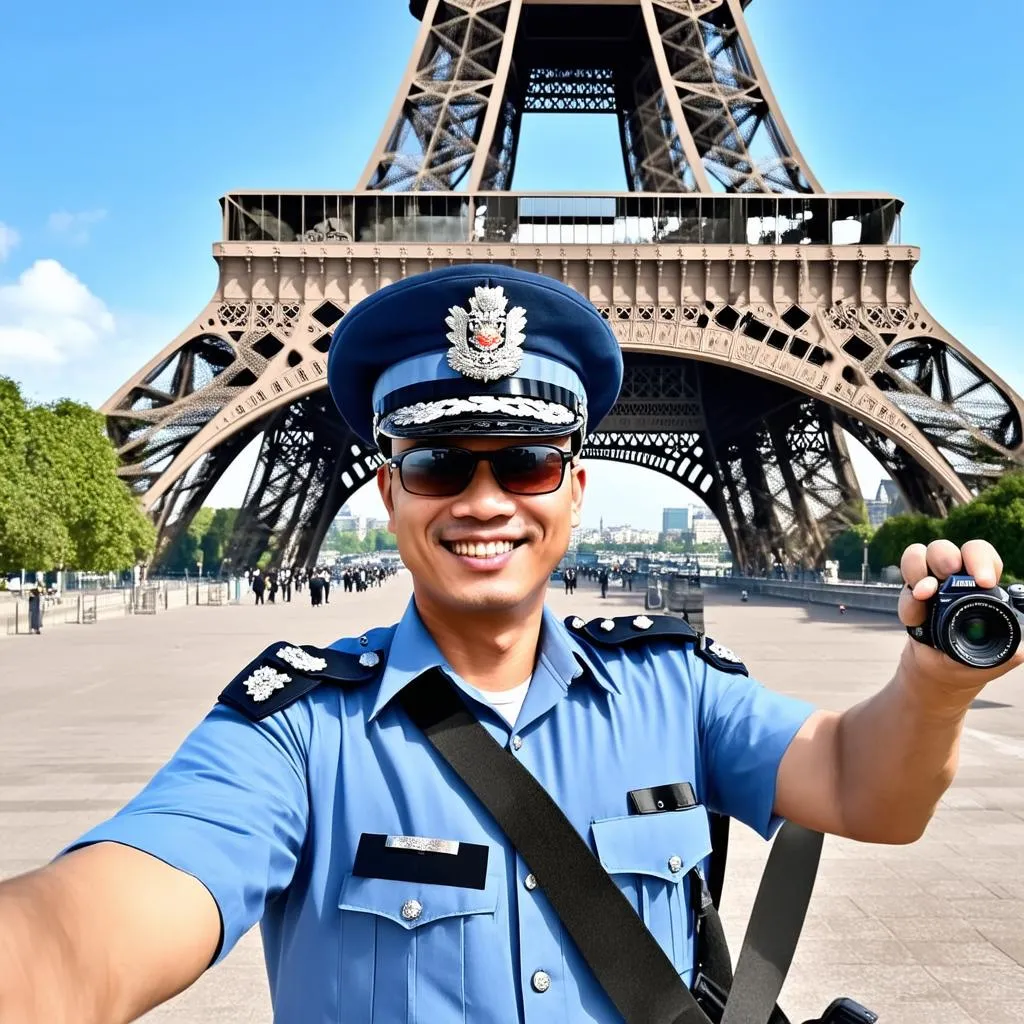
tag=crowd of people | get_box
[243,561,399,608]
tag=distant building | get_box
[866,480,905,528]
[662,507,690,534]
[693,517,726,546]
[333,504,366,540]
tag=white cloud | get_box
[0,222,19,262]
[0,259,116,365]
[47,208,107,245]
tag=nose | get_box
[449,458,517,520]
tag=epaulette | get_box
[218,641,385,722]
[564,615,748,676]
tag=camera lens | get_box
[942,599,1020,668]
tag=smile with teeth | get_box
[446,539,521,558]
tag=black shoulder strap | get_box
[401,668,708,1024]
[400,667,823,1024]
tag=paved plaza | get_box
[2,575,1024,1023]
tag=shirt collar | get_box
[369,600,615,722]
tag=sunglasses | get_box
[388,444,574,498]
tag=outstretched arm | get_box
[0,842,220,1024]
[775,539,1023,844]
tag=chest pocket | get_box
[338,866,501,1023]
[591,806,712,983]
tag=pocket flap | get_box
[591,808,712,883]
[339,868,500,930]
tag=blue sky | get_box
[1,0,1021,531]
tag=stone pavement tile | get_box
[926,963,1024,1004]
[796,936,916,966]
[901,941,1016,968]
[951,1000,1024,1024]
[881,917,985,943]
[852,893,962,919]
[975,923,1024,966]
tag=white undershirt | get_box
[481,676,532,727]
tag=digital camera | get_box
[908,575,1024,669]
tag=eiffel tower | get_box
[104,0,1024,573]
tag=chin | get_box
[428,577,539,613]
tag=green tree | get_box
[0,380,155,573]
[869,514,943,573]
[162,507,215,574]
[942,472,1024,580]
[827,524,875,577]
[201,507,239,571]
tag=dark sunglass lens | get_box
[493,446,565,494]
[400,448,473,496]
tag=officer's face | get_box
[378,435,586,615]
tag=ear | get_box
[569,463,586,529]
[377,463,397,533]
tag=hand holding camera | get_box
[899,539,1024,687]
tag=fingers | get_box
[898,579,929,627]
[960,538,1003,589]
[900,544,929,591]
[923,539,964,581]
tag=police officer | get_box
[0,264,1019,1022]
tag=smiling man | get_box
[0,265,1021,1024]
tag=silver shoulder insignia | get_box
[708,640,741,663]
[276,645,327,673]
[359,651,381,668]
[600,619,616,632]
[570,616,585,629]
[632,615,654,631]
[245,665,291,703]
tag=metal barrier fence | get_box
[703,575,901,615]
[3,579,239,636]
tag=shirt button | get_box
[511,735,523,751]
[524,873,538,891]
[531,970,551,993]
[401,899,423,921]
[667,855,683,874]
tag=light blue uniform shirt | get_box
[68,601,814,1023]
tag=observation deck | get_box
[219,192,902,249]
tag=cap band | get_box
[372,350,586,416]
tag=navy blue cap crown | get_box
[327,264,624,447]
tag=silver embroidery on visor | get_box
[389,394,577,428]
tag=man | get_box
[0,265,1019,1023]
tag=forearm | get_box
[0,868,111,1024]
[835,642,982,844]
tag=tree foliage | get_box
[321,526,398,557]
[826,523,875,576]
[943,472,1024,580]
[868,514,943,572]
[0,379,155,573]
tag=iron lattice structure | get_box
[103,0,1024,573]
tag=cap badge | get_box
[446,285,527,382]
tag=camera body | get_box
[908,575,1024,669]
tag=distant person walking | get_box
[28,586,43,635]
[598,567,609,599]
[309,574,325,608]
[251,570,265,606]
